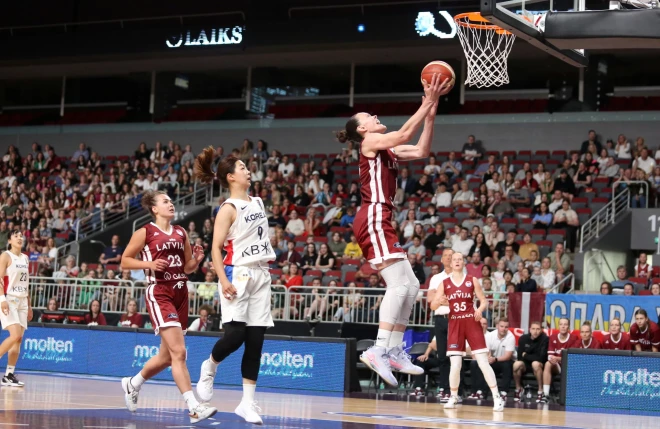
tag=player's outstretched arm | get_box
[211,203,238,297]
[394,100,437,161]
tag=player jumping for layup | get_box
[438,252,505,411]
[120,190,216,424]
[335,74,450,386]
[195,150,275,425]
[0,230,32,387]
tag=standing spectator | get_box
[99,235,124,266]
[469,318,515,399]
[552,200,579,252]
[513,321,548,402]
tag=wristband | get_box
[0,295,6,303]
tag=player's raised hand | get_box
[193,245,205,263]
[221,281,238,301]
[151,259,169,272]
[473,309,482,322]
[425,74,451,103]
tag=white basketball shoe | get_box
[196,358,217,402]
[235,400,264,425]
[121,377,140,412]
[189,403,218,424]
[360,346,398,387]
[387,344,424,375]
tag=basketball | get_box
[421,61,455,89]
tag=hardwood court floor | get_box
[0,373,656,429]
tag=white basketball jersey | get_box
[222,197,274,266]
[5,251,29,298]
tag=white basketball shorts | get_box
[221,264,274,328]
[1,296,29,330]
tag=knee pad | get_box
[212,322,246,363]
[449,356,463,389]
[396,263,421,326]
[378,261,413,325]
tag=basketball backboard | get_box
[481,0,589,67]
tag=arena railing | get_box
[546,273,575,294]
[579,188,630,253]
[28,278,512,328]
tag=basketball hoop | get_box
[454,12,516,88]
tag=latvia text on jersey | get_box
[141,223,188,285]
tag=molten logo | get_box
[260,351,315,380]
[601,368,660,398]
[23,337,74,363]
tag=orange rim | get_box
[454,12,513,35]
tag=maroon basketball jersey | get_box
[443,274,477,319]
[548,332,578,357]
[630,321,660,351]
[359,148,398,208]
[602,332,631,350]
[576,337,602,350]
[141,222,188,286]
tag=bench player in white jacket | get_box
[194,148,276,424]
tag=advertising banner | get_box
[545,294,660,331]
[0,327,347,392]
[564,350,660,413]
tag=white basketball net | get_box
[455,14,516,88]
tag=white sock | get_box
[208,355,219,370]
[388,331,405,349]
[242,383,256,404]
[5,365,15,376]
[183,390,199,411]
[131,372,146,391]
[375,329,392,348]
[543,384,550,396]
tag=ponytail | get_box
[334,116,363,144]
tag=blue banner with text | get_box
[0,327,346,392]
[545,294,660,332]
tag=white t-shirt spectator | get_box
[452,237,474,257]
[540,268,556,291]
[453,190,475,207]
[424,164,442,176]
[485,329,516,360]
[432,191,453,208]
[616,142,631,159]
[278,162,295,178]
[635,156,656,175]
[286,218,305,236]
[485,179,502,193]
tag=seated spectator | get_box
[99,235,124,266]
[518,233,539,261]
[278,155,295,179]
[552,200,579,252]
[507,180,530,209]
[634,148,656,175]
[553,169,577,200]
[322,197,345,226]
[422,223,444,255]
[340,206,356,228]
[635,252,652,280]
[577,321,602,349]
[268,205,287,229]
[630,309,660,352]
[440,151,462,180]
[343,234,363,259]
[485,172,503,193]
[421,204,440,226]
[314,243,335,272]
[465,253,484,278]
[547,243,572,283]
[599,156,620,178]
[84,299,107,326]
[461,135,485,166]
[195,271,217,305]
[451,227,474,257]
[468,318,515,399]
[600,281,613,295]
[188,305,215,332]
[462,208,484,231]
[397,200,420,224]
[407,235,426,264]
[532,202,553,230]
[413,175,434,199]
[468,232,492,265]
[651,283,660,295]
[302,208,321,237]
[119,299,143,328]
[313,182,333,207]
[516,268,538,292]
[431,183,453,208]
[493,229,519,261]
[488,192,514,220]
[501,245,523,273]
[539,258,556,292]
[453,181,475,209]
[602,317,631,350]
[334,282,362,322]
[623,283,635,296]
[328,232,346,257]
[285,209,305,238]
[277,241,303,268]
